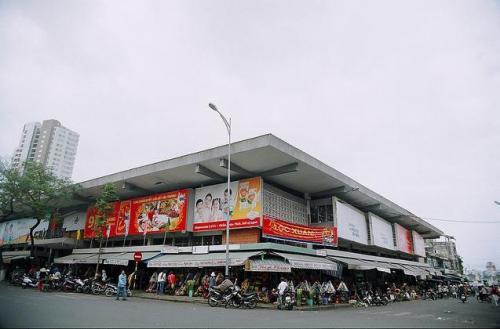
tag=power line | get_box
[419,217,500,224]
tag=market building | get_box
[1,134,448,299]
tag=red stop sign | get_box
[133,251,142,262]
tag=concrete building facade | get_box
[11,119,79,180]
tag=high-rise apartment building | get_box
[11,119,79,180]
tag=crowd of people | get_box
[6,262,500,308]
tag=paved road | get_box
[0,283,499,328]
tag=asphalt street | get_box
[0,283,499,328]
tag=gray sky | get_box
[0,0,499,270]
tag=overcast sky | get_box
[0,0,499,270]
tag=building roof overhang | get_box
[66,134,442,238]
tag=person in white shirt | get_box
[277,277,289,306]
[157,271,166,295]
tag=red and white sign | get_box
[262,216,338,246]
[394,223,413,254]
[133,252,142,262]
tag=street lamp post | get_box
[208,103,231,277]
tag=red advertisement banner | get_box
[128,189,188,235]
[395,223,414,254]
[193,218,260,232]
[83,202,120,238]
[115,200,131,236]
[262,216,338,246]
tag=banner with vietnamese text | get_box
[262,216,338,246]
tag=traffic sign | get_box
[133,251,142,262]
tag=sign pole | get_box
[133,261,138,290]
[162,229,168,245]
[132,252,142,291]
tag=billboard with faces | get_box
[193,177,263,232]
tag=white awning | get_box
[54,253,97,264]
[327,256,378,271]
[103,252,159,265]
[274,252,338,271]
[147,251,263,268]
[246,259,291,273]
[2,250,31,263]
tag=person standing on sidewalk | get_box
[167,271,177,294]
[209,272,216,289]
[116,270,127,301]
[157,270,166,295]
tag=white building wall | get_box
[11,122,40,170]
[46,126,79,179]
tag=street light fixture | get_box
[208,103,231,277]
[494,201,500,206]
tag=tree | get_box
[0,160,79,259]
[92,183,118,277]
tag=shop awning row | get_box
[273,252,339,271]
[2,250,31,264]
[327,256,432,277]
[147,251,263,268]
[54,252,159,265]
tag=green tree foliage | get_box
[93,183,118,276]
[0,160,79,258]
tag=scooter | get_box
[104,283,132,297]
[208,287,233,307]
[277,290,295,310]
[460,293,467,303]
[21,274,38,289]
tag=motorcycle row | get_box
[207,284,259,309]
[10,271,131,298]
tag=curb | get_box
[132,292,352,311]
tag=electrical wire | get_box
[418,217,500,224]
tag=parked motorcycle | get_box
[208,287,233,307]
[21,274,38,289]
[62,277,78,292]
[372,293,389,306]
[104,283,132,297]
[226,286,258,309]
[477,293,492,303]
[91,281,107,295]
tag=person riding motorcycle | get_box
[277,277,289,307]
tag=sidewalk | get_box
[132,290,351,311]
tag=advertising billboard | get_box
[62,212,86,232]
[412,230,425,257]
[128,189,188,235]
[0,218,49,246]
[115,200,131,236]
[262,216,338,246]
[394,223,413,254]
[84,202,120,238]
[334,198,369,245]
[193,177,262,232]
[368,213,395,250]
